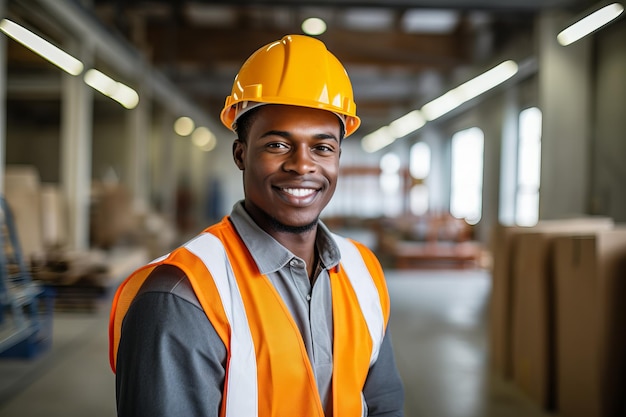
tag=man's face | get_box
[233,104,342,234]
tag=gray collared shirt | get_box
[229,201,338,414]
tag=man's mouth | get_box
[282,188,318,198]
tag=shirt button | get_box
[290,259,298,267]
[306,294,312,301]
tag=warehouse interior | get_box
[1,0,626,416]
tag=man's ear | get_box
[232,139,245,170]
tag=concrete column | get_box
[190,135,208,228]
[421,127,447,214]
[61,41,93,251]
[126,81,151,214]
[159,113,176,223]
[498,87,520,226]
[537,11,592,219]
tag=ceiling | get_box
[7,0,592,134]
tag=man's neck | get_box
[242,202,319,269]
[269,225,318,264]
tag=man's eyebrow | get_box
[260,130,291,139]
[314,133,339,142]
[260,130,339,142]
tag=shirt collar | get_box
[229,201,341,275]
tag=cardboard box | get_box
[509,219,613,410]
[510,231,557,409]
[489,218,613,380]
[40,183,67,249]
[90,182,135,249]
[3,165,44,263]
[489,223,530,379]
[553,229,626,417]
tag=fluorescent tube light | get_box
[84,69,139,109]
[421,90,465,121]
[389,110,426,138]
[458,60,519,98]
[362,60,518,152]
[0,18,84,75]
[557,3,624,46]
[362,127,396,153]
[422,60,518,121]
[362,111,426,153]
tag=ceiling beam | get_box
[143,25,472,71]
[93,0,590,13]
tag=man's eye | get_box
[267,142,288,149]
[315,144,334,152]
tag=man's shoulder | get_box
[137,264,201,309]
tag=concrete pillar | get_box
[61,41,93,251]
[421,127,448,214]
[537,11,592,219]
[126,80,151,214]
[498,87,520,226]
[159,112,176,223]
[190,134,209,228]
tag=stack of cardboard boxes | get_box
[553,231,626,417]
[3,165,150,312]
[489,219,626,417]
[3,165,46,265]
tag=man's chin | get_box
[242,201,321,235]
[269,217,319,234]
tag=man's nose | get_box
[283,145,316,174]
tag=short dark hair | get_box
[233,105,346,143]
[338,118,346,142]
[233,105,263,143]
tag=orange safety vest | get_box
[109,217,390,417]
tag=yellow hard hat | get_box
[220,34,361,137]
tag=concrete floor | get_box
[0,268,552,417]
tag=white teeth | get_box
[283,188,315,197]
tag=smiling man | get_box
[109,35,405,417]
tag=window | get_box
[409,142,431,215]
[516,107,542,226]
[450,127,484,225]
[410,185,429,216]
[379,152,403,217]
[410,142,430,180]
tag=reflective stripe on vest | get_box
[332,233,385,367]
[184,233,258,417]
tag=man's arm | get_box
[363,328,405,416]
[115,269,226,417]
